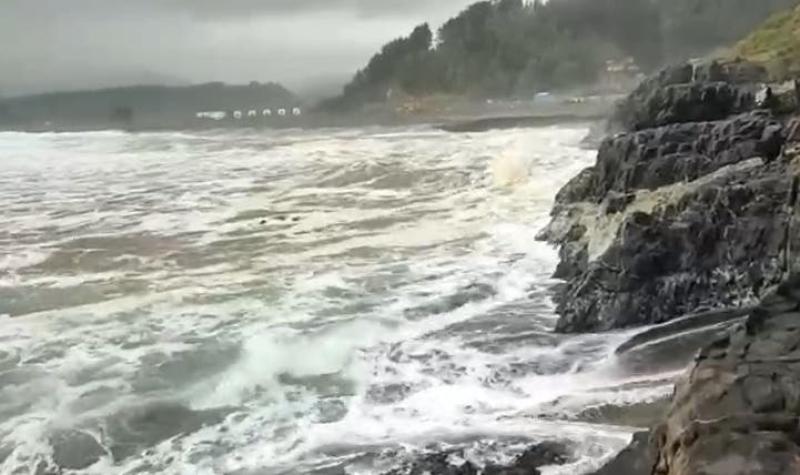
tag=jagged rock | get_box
[542,62,798,332]
[553,159,796,332]
[590,111,783,204]
[649,277,800,475]
[611,62,756,132]
[553,167,597,206]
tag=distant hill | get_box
[0,82,301,130]
[324,0,799,111]
[733,3,800,80]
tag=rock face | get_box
[609,61,763,133]
[550,58,800,475]
[540,60,800,333]
[654,276,800,474]
[591,279,800,475]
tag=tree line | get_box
[323,0,798,110]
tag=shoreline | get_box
[540,58,800,474]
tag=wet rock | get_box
[588,111,783,202]
[382,451,479,475]
[612,71,755,132]
[105,401,231,461]
[365,383,415,405]
[572,400,670,429]
[543,84,795,332]
[553,158,795,332]
[590,431,655,475]
[649,277,800,474]
[404,283,496,319]
[553,167,597,206]
[383,442,571,475]
[49,429,107,470]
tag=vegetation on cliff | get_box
[733,4,800,80]
[326,0,799,110]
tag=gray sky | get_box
[0,0,477,98]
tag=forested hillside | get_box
[326,0,799,109]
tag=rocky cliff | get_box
[540,51,800,474]
[539,61,799,334]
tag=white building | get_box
[263,108,272,116]
[233,110,243,119]
[195,111,227,120]
[248,110,258,117]
[292,107,302,116]
[278,108,287,116]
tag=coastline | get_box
[542,58,800,474]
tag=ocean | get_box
[0,126,673,474]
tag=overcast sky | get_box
[0,0,477,98]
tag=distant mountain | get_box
[0,82,301,130]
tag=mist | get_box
[0,0,476,97]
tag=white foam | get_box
[0,124,649,475]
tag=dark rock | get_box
[615,308,752,354]
[604,192,636,215]
[509,441,570,468]
[49,429,107,470]
[590,111,783,202]
[572,400,670,429]
[383,442,571,475]
[590,431,655,475]
[382,451,480,475]
[612,70,755,132]
[404,283,496,319]
[543,92,793,332]
[554,160,794,332]
[650,277,800,475]
[694,59,769,85]
[553,167,597,206]
[104,401,231,461]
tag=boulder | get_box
[554,160,796,332]
[650,276,800,474]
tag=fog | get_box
[0,0,476,97]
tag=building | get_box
[195,111,227,120]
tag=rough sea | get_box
[0,126,676,474]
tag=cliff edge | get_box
[540,7,800,475]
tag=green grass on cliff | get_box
[733,4,800,80]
